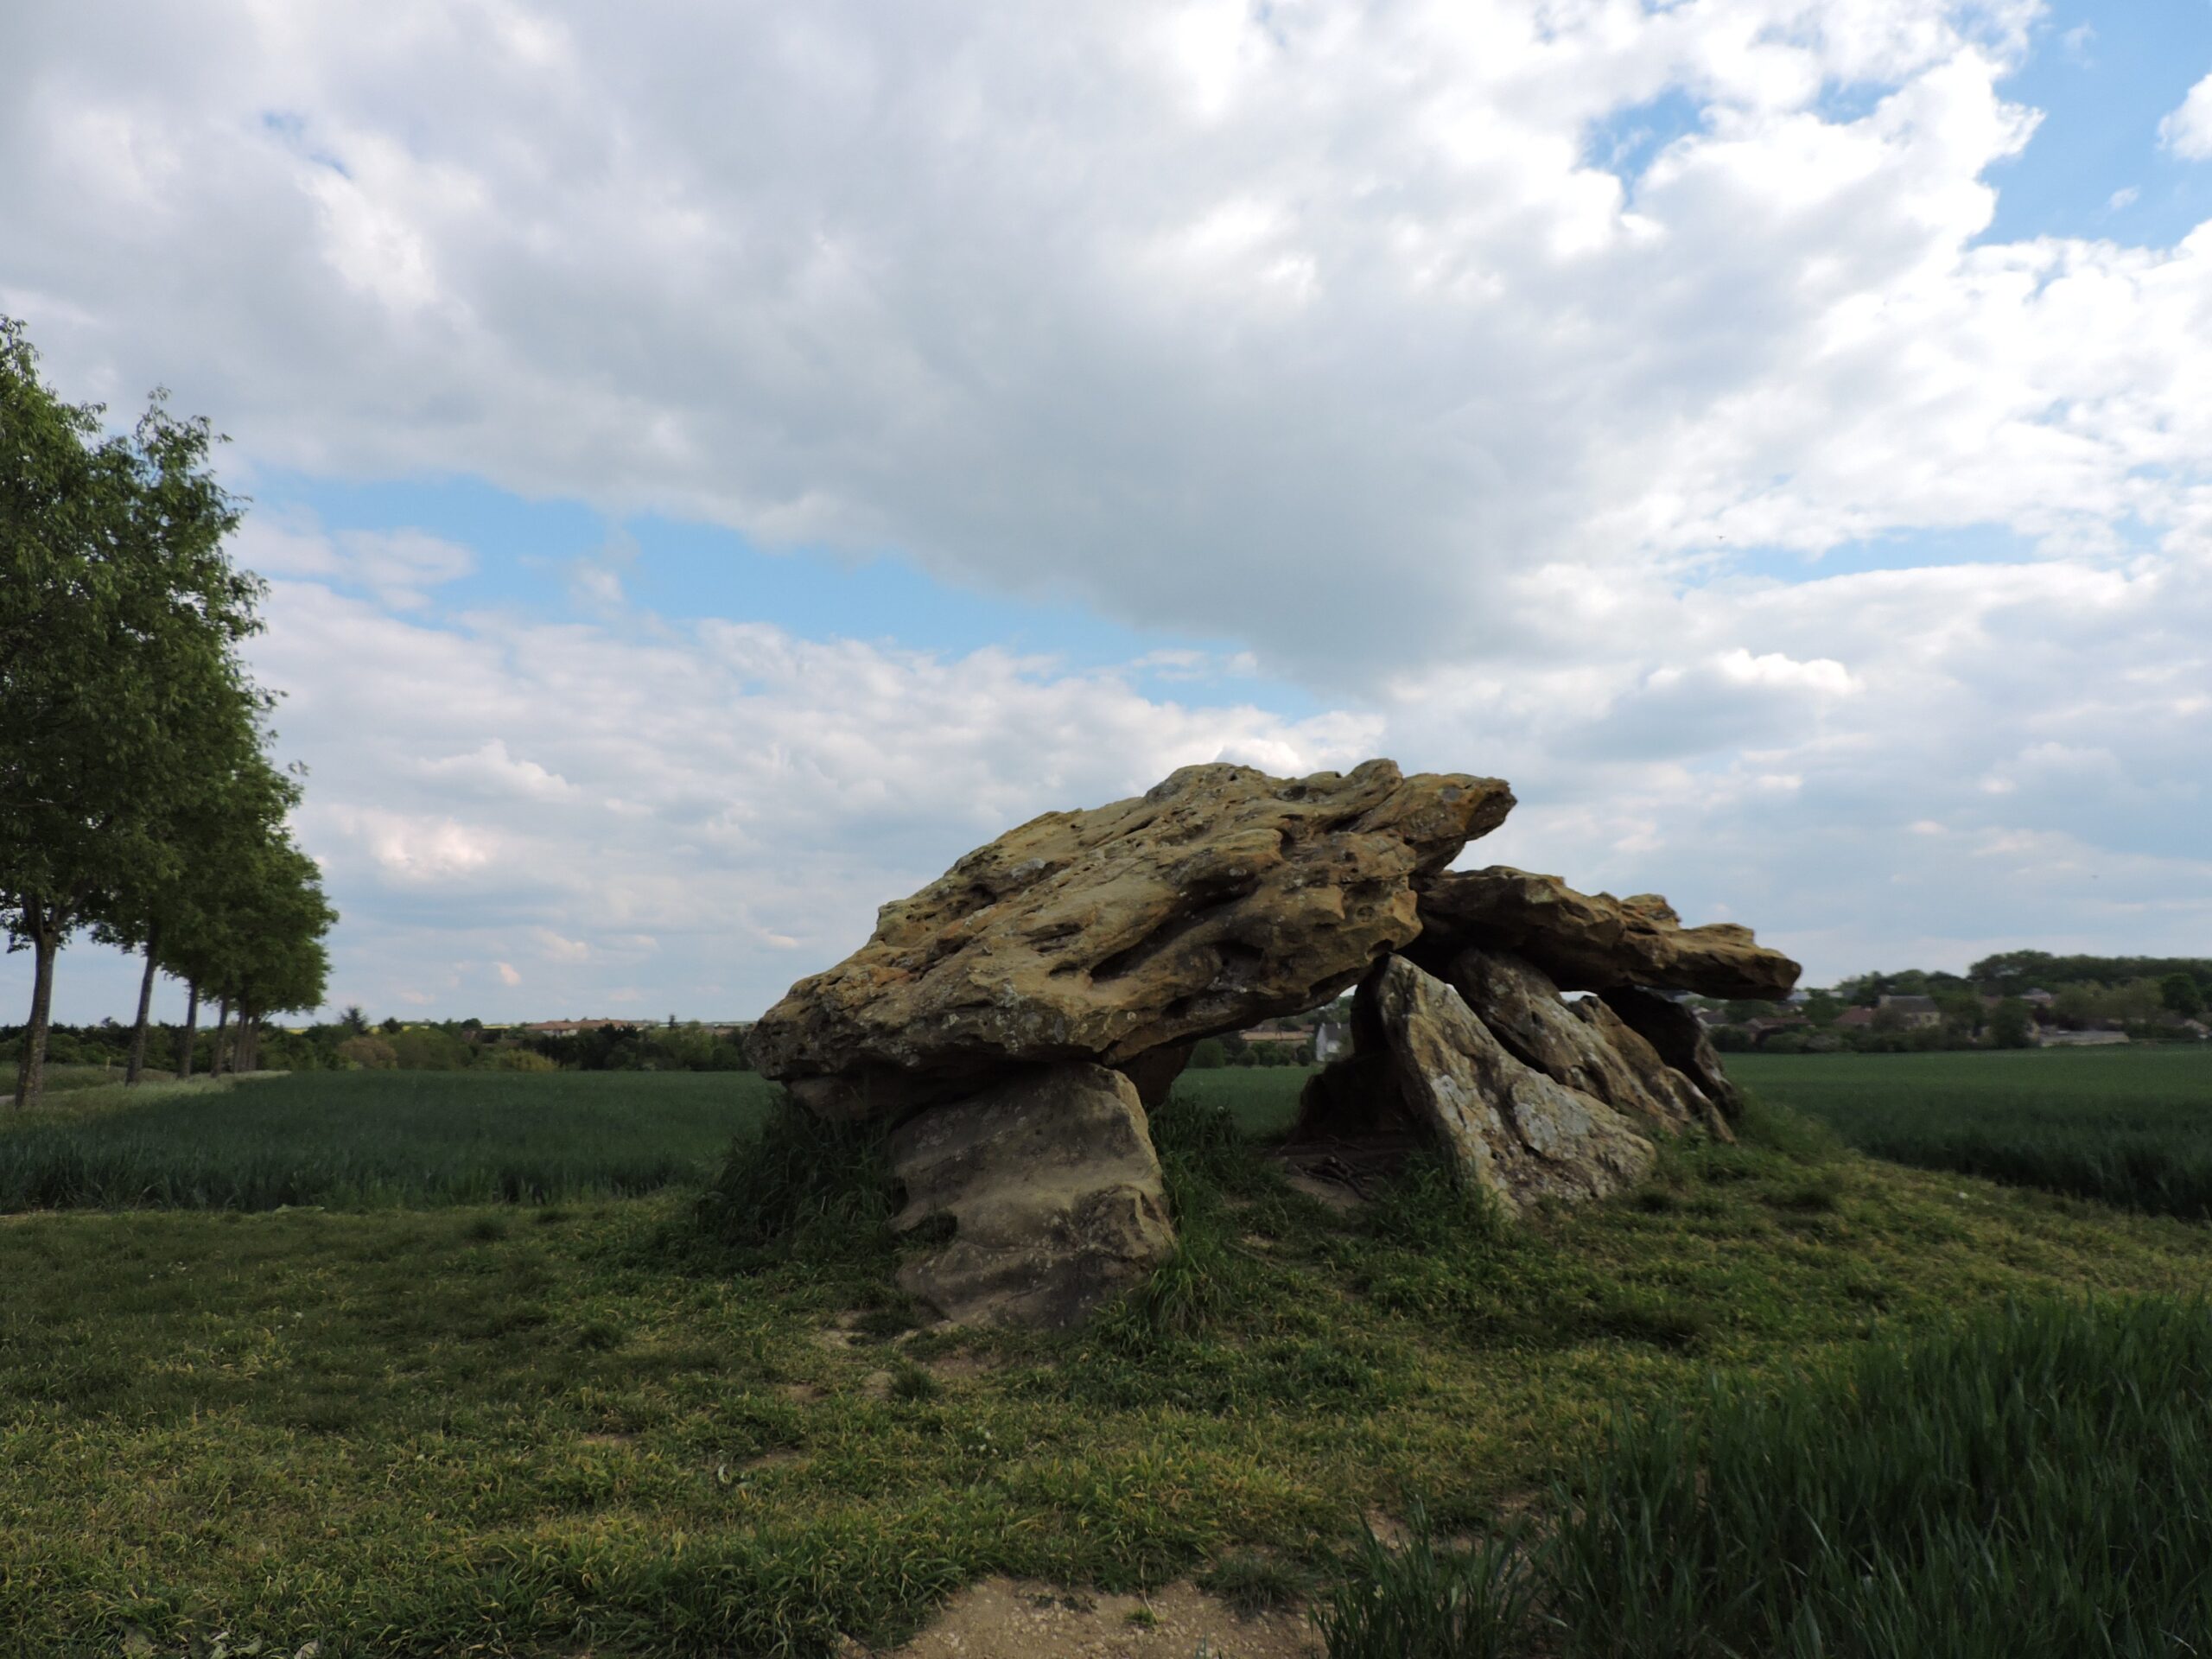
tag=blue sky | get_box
[6,0,2211,1022]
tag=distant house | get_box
[1237,1029,1310,1046]
[2037,1029,2129,1047]
[521,1018,639,1037]
[2021,989,2056,1007]
[1314,1020,1351,1063]
[1876,995,1943,1029]
[1832,1007,1878,1031]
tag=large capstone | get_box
[1414,867,1801,1001]
[749,760,1515,1116]
[889,1063,1175,1329]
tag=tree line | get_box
[2,318,334,1106]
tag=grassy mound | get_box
[6,1066,2212,1655]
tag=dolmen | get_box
[747,760,1798,1329]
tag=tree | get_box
[96,704,285,1082]
[2,320,264,1107]
[1989,998,2034,1049]
[2163,974,2206,1020]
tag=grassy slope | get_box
[0,1070,775,1210]
[1734,1046,2212,1217]
[4,1073,2210,1655]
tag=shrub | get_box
[1188,1038,1229,1070]
[492,1046,560,1073]
[335,1035,397,1070]
[390,1027,472,1071]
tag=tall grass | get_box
[0,1070,772,1211]
[695,1092,898,1264]
[1326,1298,2212,1658]
[1735,1047,2212,1217]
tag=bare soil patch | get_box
[863,1577,1318,1658]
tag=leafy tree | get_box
[1989,998,2034,1049]
[1,320,264,1107]
[2163,974,2206,1020]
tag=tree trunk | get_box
[10,919,59,1110]
[126,930,160,1084]
[212,999,232,1077]
[178,983,200,1079]
[239,1012,258,1073]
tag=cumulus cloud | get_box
[4,1,2209,1018]
[231,580,1374,1015]
[2162,71,2212,161]
[11,0,2193,692]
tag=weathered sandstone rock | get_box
[1444,946,1726,1137]
[1571,995,1732,1139]
[1116,1042,1194,1111]
[749,760,1515,1115]
[1600,986,1745,1120]
[1300,956,1656,1211]
[1414,867,1801,1001]
[889,1064,1175,1329]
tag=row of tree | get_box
[2,318,334,1106]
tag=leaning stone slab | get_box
[1445,946,1726,1138]
[1570,995,1732,1139]
[749,760,1515,1115]
[1599,986,1745,1120]
[1414,866,1801,1001]
[1318,955,1656,1212]
[889,1063,1176,1329]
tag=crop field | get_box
[0,1070,775,1211]
[5,1061,2212,1655]
[1733,1046,2212,1218]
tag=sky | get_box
[5,0,2210,1023]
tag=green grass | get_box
[1332,1298,2212,1658]
[1734,1046,2212,1217]
[5,1065,2212,1655]
[0,1069,775,1211]
[1174,1062,1315,1136]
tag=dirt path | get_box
[862,1578,1319,1658]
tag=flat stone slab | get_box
[1416,866,1801,1000]
[750,760,1514,1115]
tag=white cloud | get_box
[9,0,2186,695]
[495,962,522,987]
[2108,186,2139,212]
[5,2,2210,1018]
[232,516,474,610]
[2161,71,2212,161]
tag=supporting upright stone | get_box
[889,1064,1176,1329]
